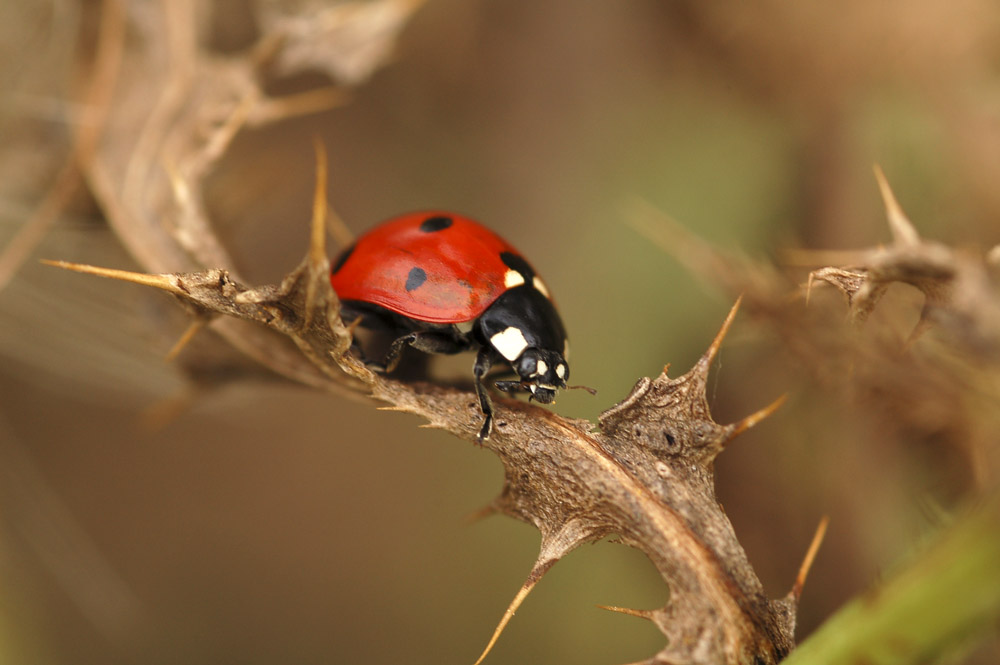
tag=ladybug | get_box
[330,211,570,441]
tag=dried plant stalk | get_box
[56,1,1000,663]
[31,2,820,664]
[49,187,799,664]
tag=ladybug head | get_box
[515,348,569,404]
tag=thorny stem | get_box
[47,174,798,664]
[23,3,1000,663]
[35,4,848,663]
[792,517,830,601]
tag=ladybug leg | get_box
[377,331,471,373]
[495,380,527,394]
[376,333,417,373]
[473,347,495,442]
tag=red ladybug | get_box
[330,212,570,441]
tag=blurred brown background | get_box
[2,1,998,663]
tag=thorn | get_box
[164,320,205,362]
[873,165,919,246]
[724,393,788,447]
[138,389,195,432]
[345,316,364,335]
[473,559,555,665]
[596,604,654,620]
[792,515,829,601]
[328,209,355,250]
[464,503,498,526]
[309,138,329,266]
[376,405,410,412]
[40,260,186,295]
[699,296,742,371]
[299,139,335,332]
[287,122,350,253]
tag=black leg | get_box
[374,333,416,373]
[372,331,469,373]
[494,380,527,394]
[473,347,495,442]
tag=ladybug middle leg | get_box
[376,331,471,373]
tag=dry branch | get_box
[16,2,1000,663]
[39,2,833,664]
[49,165,797,662]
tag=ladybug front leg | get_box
[494,380,528,395]
[473,347,495,442]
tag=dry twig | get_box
[50,152,798,661]
[41,3,845,663]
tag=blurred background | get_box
[1,1,998,663]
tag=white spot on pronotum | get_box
[504,269,525,289]
[555,363,566,379]
[454,320,474,334]
[533,276,550,298]
[490,326,529,361]
[535,360,548,376]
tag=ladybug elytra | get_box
[330,212,570,441]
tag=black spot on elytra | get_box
[331,243,355,274]
[405,266,427,292]
[419,216,453,233]
[499,251,534,280]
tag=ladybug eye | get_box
[517,355,537,378]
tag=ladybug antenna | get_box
[567,384,597,396]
